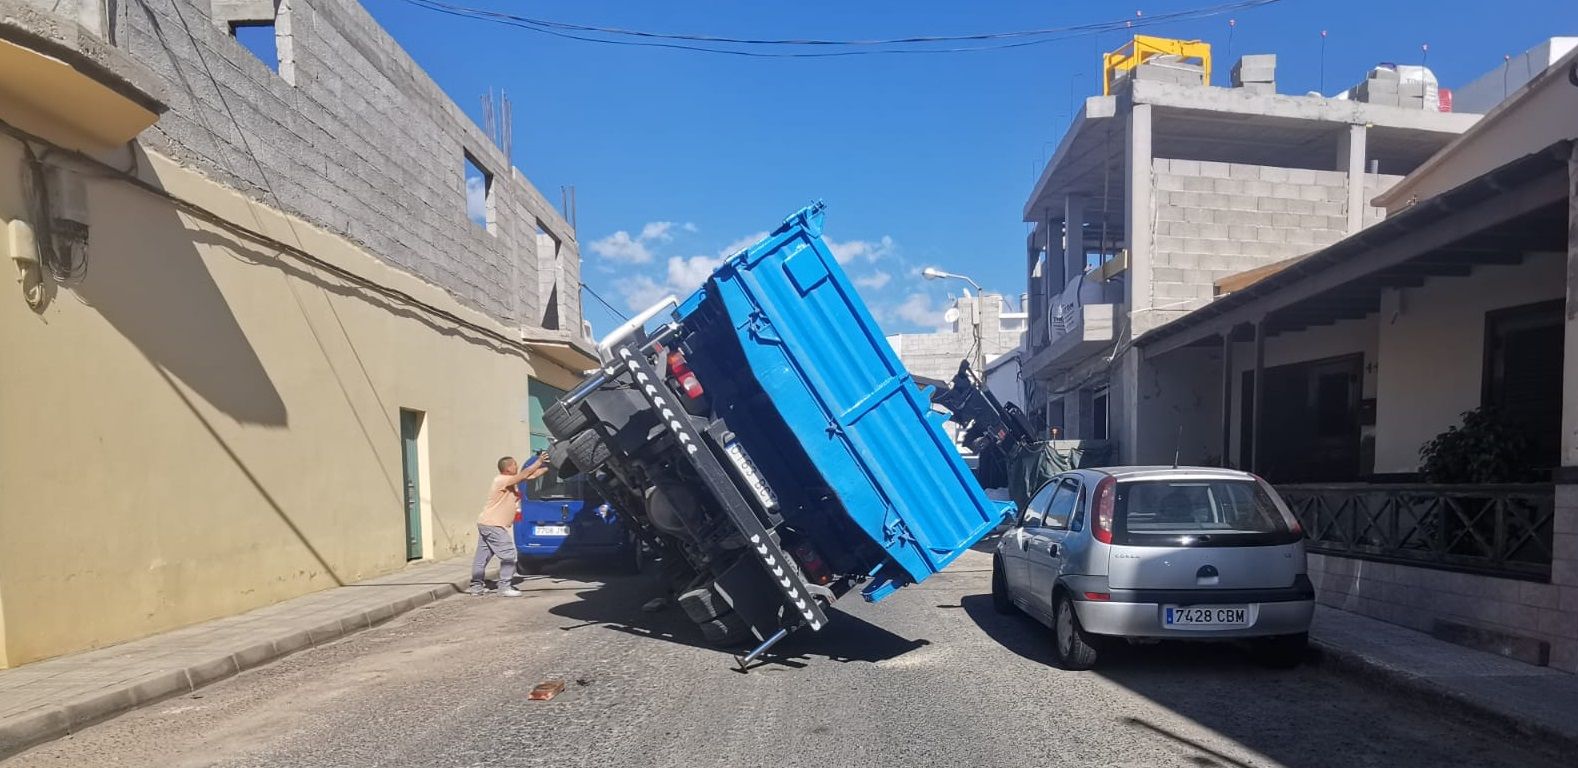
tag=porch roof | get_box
[1138,139,1573,357]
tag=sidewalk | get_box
[1310,604,1578,750]
[0,557,473,760]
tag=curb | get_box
[0,574,469,761]
[1311,638,1578,757]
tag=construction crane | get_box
[1102,35,1212,95]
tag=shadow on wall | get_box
[73,182,288,427]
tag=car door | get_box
[1025,477,1081,621]
[1003,481,1054,599]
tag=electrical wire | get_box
[396,0,1284,58]
[581,282,630,321]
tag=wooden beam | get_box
[1220,332,1233,468]
[1251,319,1265,475]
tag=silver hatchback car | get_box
[992,466,1315,670]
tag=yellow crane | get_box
[1102,35,1212,95]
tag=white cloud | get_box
[825,235,895,265]
[591,220,694,265]
[617,253,726,311]
[640,221,677,241]
[682,222,699,233]
[589,230,653,264]
[465,176,487,226]
[853,270,892,290]
[718,231,769,259]
[874,292,949,332]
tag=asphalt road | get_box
[8,548,1567,768]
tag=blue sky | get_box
[359,0,1577,335]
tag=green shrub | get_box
[1417,407,1534,484]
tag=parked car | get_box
[991,466,1314,669]
[514,465,641,574]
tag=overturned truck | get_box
[545,204,1011,667]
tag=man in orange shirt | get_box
[469,452,550,596]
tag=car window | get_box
[1113,478,1299,546]
[1042,478,1079,529]
[1067,478,1087,531]
[1020,481,1056,527]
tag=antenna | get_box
[1319,30,1328,94]
[1173,424,1184,468]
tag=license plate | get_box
[1164,605,1249,628]
[533,525,569,537]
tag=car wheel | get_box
[1052,593,1101,671]
[543,399,591,439]
[697,611,750,646]
[991,556,1015,615]
[1254,632,1308,669]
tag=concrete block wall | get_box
[1308,484,1578,672]
[1362,173,1405,228]
[116,0,578,337]
[1151,159,1353,307]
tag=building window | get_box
[218,1,295,83]
[1482,300,1565,471]
[464,153,495,234]
[1091,388,1110,441]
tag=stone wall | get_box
[116,0,579,338]
[1149,158,1400,310]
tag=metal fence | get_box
[1277,483,1556,582]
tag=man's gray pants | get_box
[471,524,517,588]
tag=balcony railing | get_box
[1277,483,1556,582]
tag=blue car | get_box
[513,465,640,574]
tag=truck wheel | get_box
[543,399,591,438]
[697,611,750,646]
[565,429,610,474]
[677,585,730,624]
[991,556,1015,615]
[1052,593,1101,671]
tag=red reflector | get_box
[1083,592,1111,602]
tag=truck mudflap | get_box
[609,340,829,634]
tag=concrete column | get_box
[1115,350,1141,464]
[1063,195,1085,292]
[1125,103,1154,333]
[1339,124,1369,235]
[1563,144,1578,469]
[1220,331,1234,467]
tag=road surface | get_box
[9,548,1565,768]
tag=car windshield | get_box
[1115,479,1292,537]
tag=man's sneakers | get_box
[498,587,523,597]
[466,584,491,596]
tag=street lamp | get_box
[922,266,987,377]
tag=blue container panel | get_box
[677,204,1005,589]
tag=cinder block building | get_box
[0,0,593,667]
[1019,43,1475,463]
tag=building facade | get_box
[885,291,1026,386]
[0,0,593,668]
[1019,46,1476,465]
[1134,47,1578,671]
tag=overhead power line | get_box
[397,0,1285,58]
[582,283,630,322]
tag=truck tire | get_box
[565,429,610,474]
[677,585,730,624]
[543,399,591,439]
[697,611,750,646]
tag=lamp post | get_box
[921,267,987,378]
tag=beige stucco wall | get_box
[1372,254,1567,474]
[0,136,583,667]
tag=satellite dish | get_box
[943,307,962,324]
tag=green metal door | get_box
[527,380,567,454]
[400,409,424,560]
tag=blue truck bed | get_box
[675,203,1010,601]
[544,203,1011,664]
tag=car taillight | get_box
[667,350,705,399]
[1092,475,1116,544]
